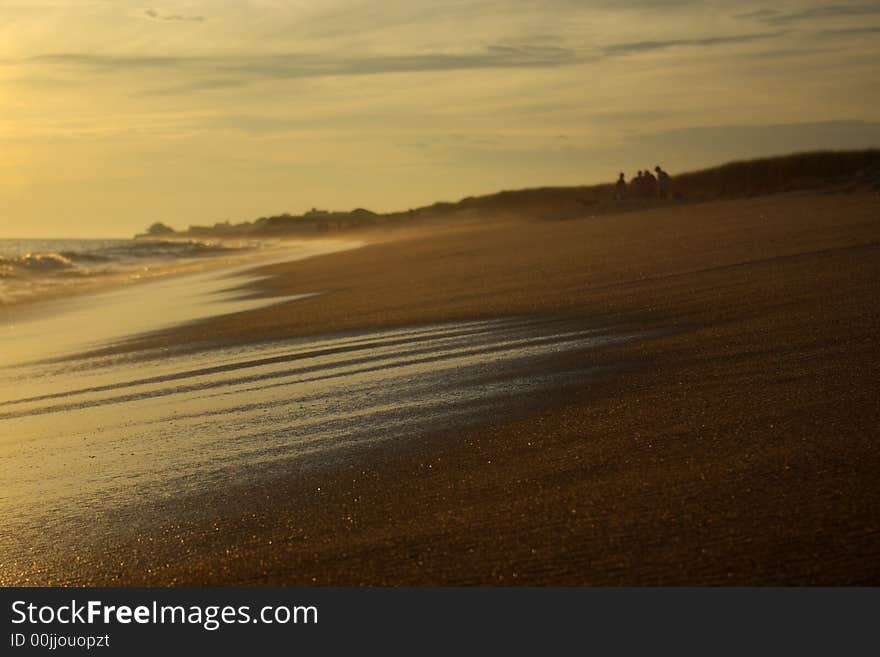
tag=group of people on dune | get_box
[614,166,671,200]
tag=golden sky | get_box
[1,1,879,237]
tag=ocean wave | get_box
[0,238,255,301]
[58,251,112,263]
[1,240,246,275]
[106,239,246,260]
[0,252,77,277]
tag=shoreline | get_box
[3,191,879,585]
[0,236,365,316]
[0,238,365,366]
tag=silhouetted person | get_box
[615,172,627,200]
[655,166,671,198]
[631,170,643,198]
[643,168,657,198]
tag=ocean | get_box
[0,238,253,305]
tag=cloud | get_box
[589,109,689,124]
[28,45,581,92]
[736,3,880,25]
[818,25,880,35]
[734,46,843,59]
[25,27,792,94]
[734,9,782,22]
[601,31,784,56]
[145,78,244,96]
[32,53,190,69]
[144,8,204,23]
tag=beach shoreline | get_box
[3,191,879,585]
[0,236,366,315]
[0,237,365,366]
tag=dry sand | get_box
[21,192,880,584]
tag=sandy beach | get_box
[2,190,878,585]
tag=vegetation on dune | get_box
[144,222,176,236]
[674,149,880,199]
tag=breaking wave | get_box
[0,238,254,301]
[0,252,78,277]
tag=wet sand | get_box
[3,192,879,585]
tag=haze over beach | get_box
[0,2,879,587]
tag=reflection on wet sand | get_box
[0,316,645,581]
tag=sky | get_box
[1,1,879,238]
